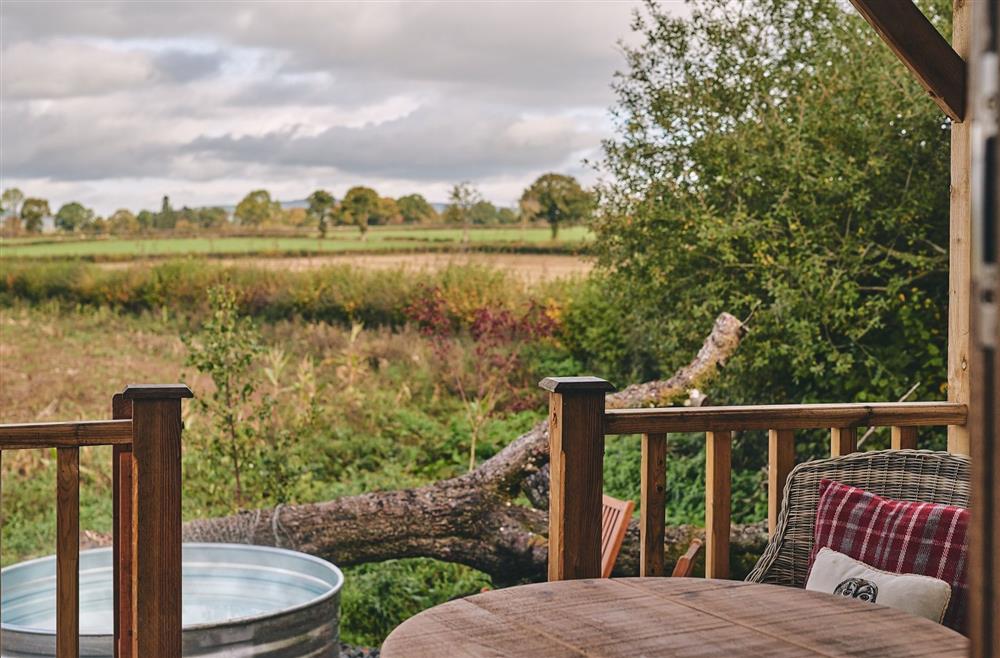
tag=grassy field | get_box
[0,225,590,259]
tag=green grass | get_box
[0,226,590,259]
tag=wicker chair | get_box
[746,448,971,587]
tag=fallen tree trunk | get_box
[183,312,751,584]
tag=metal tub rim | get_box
[1,542,344,637]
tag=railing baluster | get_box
[891,426,918,450]
[830,427,857,457]
[640,432,667,577]
[705,431,731,579]
[768,429,795,535]
[125,385,192,658]
[56,447,79,658]
[112,393,134,658]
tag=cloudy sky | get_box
[0,1,691,215]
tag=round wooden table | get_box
[381,578,968,657]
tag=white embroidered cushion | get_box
[805,547,952,623]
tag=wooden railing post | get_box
[891,426,918,450]
[705,431,731,579]
[55,446,79,658]
[123,384,192,658]
[540,376,613,581]
[640,432,667,577]
[112,393,134,658]
[768,429,795,535]
[830,427,857,457]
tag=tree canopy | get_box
[55,202,95,233]
[235,190,279,226]
[2,188,25,218]
[579,0,952,407]
[397,194,438,224]
[340,186,380,236]
[20,198,49,233]
[307,189,336,237]
[520,173,592,239]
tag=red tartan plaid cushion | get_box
[809,479,969,632]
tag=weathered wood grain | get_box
[547,380,607,581]
[891,426,919,450]
[0,419,132,449]
[830,427,857,457]
[848,0,966,121]
[382,578,969,657]
[768,429,795,535]
[604,402,966,435]
[705,431,731,579]
[56,447,79,658]
[639,432,666,577]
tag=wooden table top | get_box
[381,578,968,657]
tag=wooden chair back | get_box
[601,494,634,578]
[671,538,703,578]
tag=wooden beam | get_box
[948,0,974,455]
[849,0,967,122]
[603,401,966,435]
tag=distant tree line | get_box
[0,173,593,240]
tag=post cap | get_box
[539,376,615,393]
[122,384,194,400]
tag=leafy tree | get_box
[307,189,336,237]
[397,194,438,224]
[496,207,518,225]
[340,186,380,238]
[469,200,500,225]
[136,209,156,231]
[374,196,402,225]
[155,195,177,230]
[583,0,952,409]
[519,173,592,240]
[196,206,228,229]
[20,197,49,233]
[108,209,140,235]
[446,182,482,244]
[55,201,95,233]
[2,188,25,218]
[235,189,279,227]
[183,286,266,507]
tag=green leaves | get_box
[587,0,950,408]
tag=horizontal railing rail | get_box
[0,384,192,658]
[603,401,967,434]
[541,377,969,584]
[0,419,133,449]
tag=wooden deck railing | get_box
[0,384,192,658]
[540,376,968,582]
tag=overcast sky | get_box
[0,1,692,215]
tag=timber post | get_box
[123,384,193,658]
[540,376,613,581]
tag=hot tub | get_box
[1,543,343,657]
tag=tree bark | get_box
[183,312,749,584]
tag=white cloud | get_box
[1,40,154,99]
[0,1,689,214]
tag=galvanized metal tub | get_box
[1,543,343,657]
